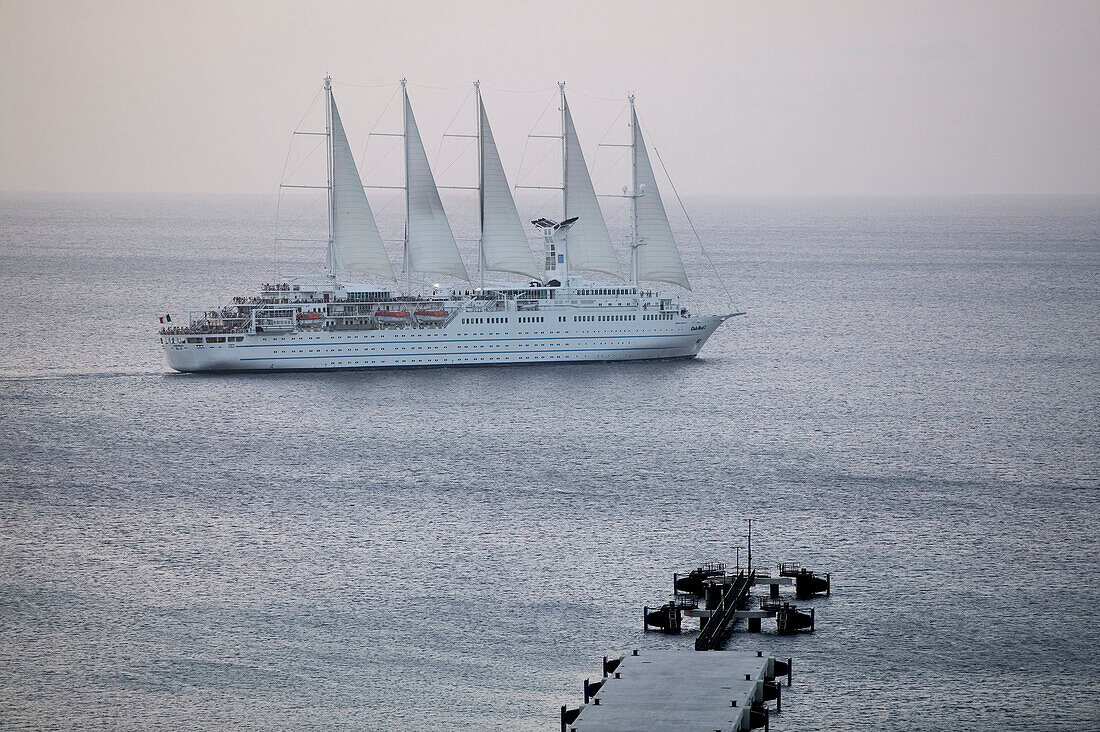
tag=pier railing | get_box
[695,569,754,651]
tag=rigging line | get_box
[292,88,323,133]
[275,90,321,274]
[443,189,478,221]
[592,148,629,188]
[435,86,475,170]
[360,137,401,182]
[284,137,327,183]
[568,87,625,103]
[588,103,630,194]
[435,137,477,182]
[406,81,471,90]
[281,189,328,231]
[652,144,736,307]
[529,188,564,220]
[595,102,629,147]
[514,142,559,192]
[513,90,558,186]
[274,185,283,278]
[481,84,557,94]
[360,85,400,169]
[332,80,399,89]
[372,188,404,216]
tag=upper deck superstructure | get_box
[159,78,740,372]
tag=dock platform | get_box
[563,649,787,732]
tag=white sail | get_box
[404,92,469,281]
[563,99,621,279]
[632,108,690,290]
[479,99,541,279]
[330,94,395,279]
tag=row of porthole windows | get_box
[574,315,637,322]
[643,313,674,320]
[576,288,636,296]
[271,340,634,356]
[518,316,544,323]
[325,351,632,366]
[461,317,511,324]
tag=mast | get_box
[324,75,336,279]
[401,77,411,295]
[558,81,569,283]
[629,92,638,287]
[476,80,484,290]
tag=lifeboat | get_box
[296,311,325,327]
[413,308,448,323]
[374,309,409,324]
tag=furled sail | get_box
[563,99,621,279]
[479,100,541,279]
[330,94,395,279]
[404,92,469,281]
[632,107,690,290]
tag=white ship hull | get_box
[159,80,744,374]
[163,313,729,373]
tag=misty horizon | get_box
[2,0,1098,197]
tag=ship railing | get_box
[241,304,297,333]
[466,300,506,313]
[254,316,295,331]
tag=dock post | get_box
[584,678,590,704]
[811,607,815,632]
[560,704,567,732]
[787,657,792,687]
[602,655,608,678]
[673,572,678,595]
[747,518,752,574]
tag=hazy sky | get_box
[2,0,1098,195]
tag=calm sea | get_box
[1,193,1097,730]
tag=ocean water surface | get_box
[1,193,1098,730]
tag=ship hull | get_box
[162,314,730,373]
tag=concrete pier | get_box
[563,650,787,732]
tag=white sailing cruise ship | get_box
[160,78,741,372]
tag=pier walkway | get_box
[563,649,785,732]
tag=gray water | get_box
[1,193,1098,730]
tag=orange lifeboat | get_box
[296,311,324,327]
[414,309,448,323]
[375,309,409,324]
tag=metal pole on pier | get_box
[747,518,753,574]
